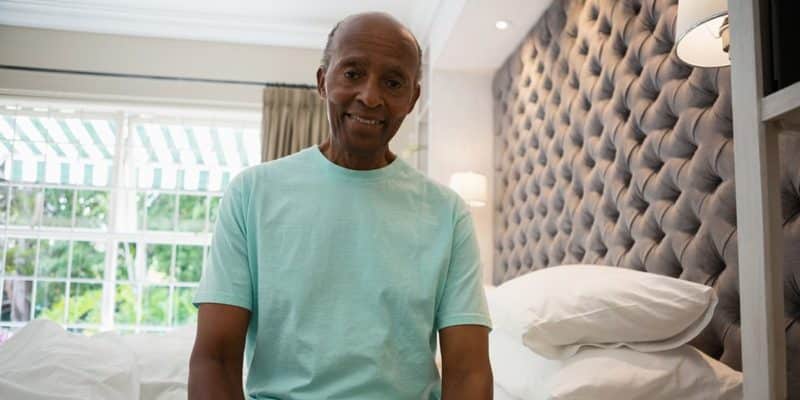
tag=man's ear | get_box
[316,67,327,98]
[407,82,421,114]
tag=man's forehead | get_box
[331,14,418,58]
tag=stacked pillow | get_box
[96,325,196,400]
[0,319,140,400]
[487,265,743,400]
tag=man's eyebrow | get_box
[335,57,368,67]
[383,66,411,80]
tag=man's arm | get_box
[439,324,493,400]
[189,303,251,400]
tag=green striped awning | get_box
[0,112,260,192]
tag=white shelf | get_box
[762,80,800,122]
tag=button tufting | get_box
[491,0,800,382]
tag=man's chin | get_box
[342,133,389,154]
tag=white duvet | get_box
[0,320,195,400]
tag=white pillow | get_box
[550,345,742,400]
[489,265,717,359]
[96,325,196,400]
[489,328,561,400]
[0,319,140,400]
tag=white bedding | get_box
[0,320,194,400]
[0,320,140,400]
[494,384,521,400]
[485,282,743,400]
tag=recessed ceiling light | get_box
[495,20,511,30]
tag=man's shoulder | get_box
[394,163,468,216]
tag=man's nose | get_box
[356,77,383,109]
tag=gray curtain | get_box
[261,87,330,162]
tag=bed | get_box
[0,319,194,400]
[490,0,799,398]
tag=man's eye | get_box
[386,79,403,89]
[344,71,360,80]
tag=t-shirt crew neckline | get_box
[308,144,404,181]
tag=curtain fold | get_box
[261,86,329,162]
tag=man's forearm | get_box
[188,358,245,400]
[442,369,493,400]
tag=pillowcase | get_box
[488,265,717,359]
[0,319,140,400]
[489,327,562,400]
[550,345,742,400]
[96,325,196,400]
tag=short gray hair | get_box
[320,19,423,83]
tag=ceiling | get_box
[0,0,440,49]
[0,0,551,71]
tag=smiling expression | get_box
[316,14,421,157]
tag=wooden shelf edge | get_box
[762,80,800,122]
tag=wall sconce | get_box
[449,172,487,207]
[675,0,730,67]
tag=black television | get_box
[764,0,800,94]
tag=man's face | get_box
[317,18,421,156]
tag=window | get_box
[0,101,260,334]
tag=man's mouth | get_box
[346,113,384,126]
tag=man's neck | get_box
[318,139,396,171]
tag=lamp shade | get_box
[449,172,487,207]
[675,0,730,67]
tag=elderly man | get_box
[189,12,492,400]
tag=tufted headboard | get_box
[492,0,800,397]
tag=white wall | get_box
[0,25,322,107]
[427,70,495,284]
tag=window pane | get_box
[0,236,5,272]
[114,284,137,325]
[34,280,66,322]
[75,190,108,230]
[42,188,73,227]
[67,282,102,324]
[116,242,137,281]
[0,184,9,225]
[173,286,197,325]
[136,192,146,231]
[146,192,175,231]
[8,186,40,227]
[146,244,172,283]
[175,245,203,282]
[70,241,105,279]
[38,239,69,278]
[141,285,169,326]
[4,238,36,276]
[208,195,221,229]
[178,194,206,232]
[1,279,32,322]
[66,327,99,335]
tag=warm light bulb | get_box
[495,20,510,30]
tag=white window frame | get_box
[0,96,260,332]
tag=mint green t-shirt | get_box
[194,145,491,400]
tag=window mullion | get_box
[28,239,41,321]
[100,111,128,330]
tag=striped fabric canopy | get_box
[0,112,260,192]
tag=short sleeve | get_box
[193,173,253,311]
[434,202,492,331]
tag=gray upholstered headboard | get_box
[492,0,800,397]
